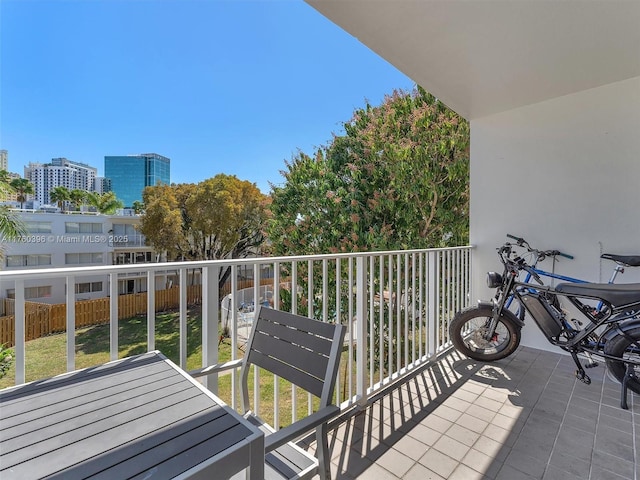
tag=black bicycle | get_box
[449,236,640,409]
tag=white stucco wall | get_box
[470,76,640,351]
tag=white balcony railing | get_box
[0,246,472,418]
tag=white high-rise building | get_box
[25,158,98,205]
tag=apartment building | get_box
[1,211,156,303]
[25,158,98,206]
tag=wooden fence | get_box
[0,277,274,347]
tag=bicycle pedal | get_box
[585,362,599,368]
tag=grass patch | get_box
[0,306,238,390]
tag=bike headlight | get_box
[486,272,503,288]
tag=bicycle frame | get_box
[505,255,625,313]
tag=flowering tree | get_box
[268,86,470,256]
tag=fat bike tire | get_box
[604,326,640,395]
[449,305,521,362]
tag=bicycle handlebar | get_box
[546,250,574,260]
[506,233,526,245]
[505,234,573,260]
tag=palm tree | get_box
[9,178,34,209]
[49,186,70,212]
[94,191,124,214]
[87,191,124,214]
[87,192,100,212]
[0,175,26,259]
[69,189,87,211]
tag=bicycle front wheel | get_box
[449,305,521,361]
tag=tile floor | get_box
[310,346,639,479]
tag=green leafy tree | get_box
[186,175,268,260]
[49,186,70,211]
[131,200,144,214]
[140,184,185,260]
[142,175,268,261]
[140,175,269,288]
[0,171,11,200]
[9,178,34,209]
[269,86,469,255]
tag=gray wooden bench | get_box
[191,306,346,480]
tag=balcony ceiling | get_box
[306,1,640,119]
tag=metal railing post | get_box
[427,250,438,357]
[147,270,155,351]
[179,268,187,369]
[66,275,75,372]
[202,265,219,392]
[356,256,368,406]
[110,272,118,361]
[15,279,25,384]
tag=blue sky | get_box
[1,0,413,193]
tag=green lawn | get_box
[0,307,237,390]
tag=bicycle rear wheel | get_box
[604,326,640,394]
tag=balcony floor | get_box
[313,346,639,480]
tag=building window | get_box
[65,222,102,234]
[65,252,103,264]
[112,223,137,235]
[9,286,53,299]
[25,221,52,233]
[6,254,52,267]
[114,251,152,265]
[75,282,103,294]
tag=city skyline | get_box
[1,151,171,209]
[0,1,413,194]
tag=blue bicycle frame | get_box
[506,261,624,313]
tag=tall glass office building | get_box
[104,153,170,207]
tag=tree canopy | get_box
[268,86,469,255]
[48,186,124,214]
[49,186,70,211]
[87,191,124,214]
[69,189,88,211]
[0,171,27,258]
[9,178,34,209]
[139,174,269,262]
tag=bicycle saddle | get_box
[555,282,640,308]
[601,253,640,267]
